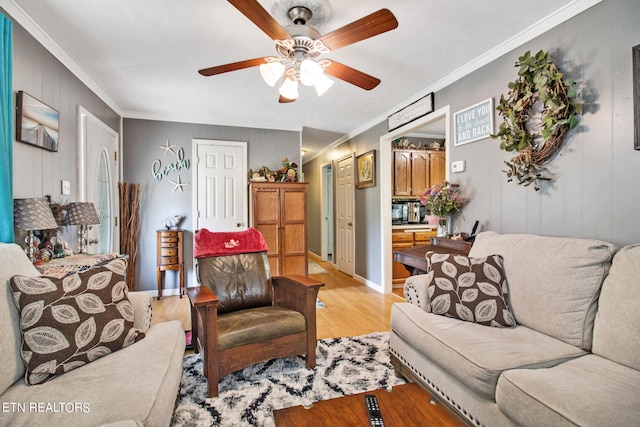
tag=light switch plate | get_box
[61,180,71,195]
[451,160,466,173]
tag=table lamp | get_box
[13,198,59,263]
[66,202,100,254]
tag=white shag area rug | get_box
[171,331,405,426]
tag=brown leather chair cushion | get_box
[197,252,273,314]
[217,306,306,351]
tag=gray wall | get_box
[303,121,386,282]
[441,0,639,246]
[122,119,300,293]
[305,0,640,289]
[10,14,121,250]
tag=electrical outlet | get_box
[61,180,71,195]
[451,160,466,173]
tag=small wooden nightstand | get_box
[156,229,184,299]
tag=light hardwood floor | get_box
[151,253,406,339]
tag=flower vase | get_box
[437,216,449,238]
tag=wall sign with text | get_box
[388,92,434,132]
[454,98,494,146]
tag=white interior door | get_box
[192,140,247,232]
[336,154,354,276]
[78,107,120,254]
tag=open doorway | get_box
[320,162,334,262]
[379,105,451,293]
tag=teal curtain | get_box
[0,13,12,243]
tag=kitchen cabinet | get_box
[250,182,308,276]
[393,151,412,196]
[392,228,437,285]
[429,151,446,189]
[392,150,446,198]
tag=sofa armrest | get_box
[403,271,433,311]
[128,291,152,332]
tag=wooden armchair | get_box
[186,228,324,397]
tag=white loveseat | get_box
[390,232,640,426]
[0,243,185,427]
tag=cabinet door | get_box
[280,187,307,275]
[392,242,413,284]
[252,187,281,275]
[410,151,430,197]
[393,151,412,196]
[429,152,446,187]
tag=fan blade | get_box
[324,61,381,91]
[198,58,265,76]
[228,0,290,41]
[279,95,296,103]
[319,9,398,51]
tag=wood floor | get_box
[150,253,406,339]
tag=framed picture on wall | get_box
[356,150,376,189]
[16,91,59,152]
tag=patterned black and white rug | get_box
[171,331,405,427]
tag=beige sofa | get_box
[0,243,185,427]
[390,232,640,426]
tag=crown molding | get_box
[2,0,602,145]
[304,0,603,163]
[1,0,123,116]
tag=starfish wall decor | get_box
[169,175,189,193]
[160,139,176,156]
[151,140,191,193]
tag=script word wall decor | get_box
[151,140,191,192]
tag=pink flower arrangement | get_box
[420,181,467,217]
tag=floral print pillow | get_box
[10,258,144,385]
[426,251,516,328]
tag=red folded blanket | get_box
[194,227,269,258]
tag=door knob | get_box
[347,222,353,226]
[236,222,242,227]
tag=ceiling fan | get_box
[198,0,398,102]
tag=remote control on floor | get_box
[364,394,384,427]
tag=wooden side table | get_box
[156,229,184,299]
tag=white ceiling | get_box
[4,0,596,157]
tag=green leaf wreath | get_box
[492,50,582,191]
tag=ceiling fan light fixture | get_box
[300,58,323,86]
[314,73,334,96]
[260,61,285,87]
[279,76,299,100]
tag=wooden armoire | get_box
[249,182,308,276]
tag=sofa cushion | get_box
[9,258,144,385]
[468,232,616,350]
[425,252,516,327]
[592,244,640,370]
[391,302,586,400]
[0,320,185,426]
[496,354,640,427]
[0,243,41,395]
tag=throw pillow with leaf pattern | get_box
[9,258,145,385]
[425,251,516,328]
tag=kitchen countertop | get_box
[392,224,437,231]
